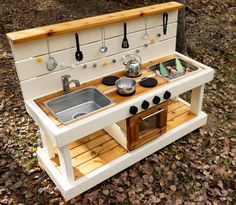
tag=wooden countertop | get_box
[35,54,176,127]
[7,2,183,44]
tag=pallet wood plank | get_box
[73,145,127,179]
[72,139,120,167]
[167,104,190,120]
[167,111,196,131]
[69,130,106,149]
[69,134,112,158]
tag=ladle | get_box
[99,27,108,53]
[143,17,150,40]
[46,39,57,71]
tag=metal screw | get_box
[144,44,148,47]
[83,64,87,69]
[93,63,97,68]
[136,50,140,54]
[157,33,161,37]
[112,59,116,63]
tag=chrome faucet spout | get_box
[62,75,80,93]
[69,79,80,87]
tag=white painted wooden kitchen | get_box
[7,2,214,201]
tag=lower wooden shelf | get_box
[51,99,196,180]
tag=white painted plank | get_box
[39,127,55,159]
[25,99,60,146]
[11,38,47,61]
[104,124,128,150]
[104,11,178,38]
[49,27,101,52]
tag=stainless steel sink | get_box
[44,87,114,124]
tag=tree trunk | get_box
[160,0,187,54]
[175,0,187,54]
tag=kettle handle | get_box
[125,54,142,63]
[135,54,142,64]
[123,54,142,66]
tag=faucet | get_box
[62,75,80,93]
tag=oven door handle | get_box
[140,109,165,121]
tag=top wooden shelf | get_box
[7,2,183,44]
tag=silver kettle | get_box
[123,54,142,77]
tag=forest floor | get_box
[0,0,235,204]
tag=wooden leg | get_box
[39,127,55,159]
[190,85,205,115]
[58,146,74,183]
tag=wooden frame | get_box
[126,101,168,150]
[7,2,183,44]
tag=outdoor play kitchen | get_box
[6,2,214,201]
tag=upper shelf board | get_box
[6,1,183,44]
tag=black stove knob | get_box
[141,100,150,109]
[129,106,138,115]
[153,96,161,104]
[163,91,171,99]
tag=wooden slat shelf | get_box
[51,100,196,180]
[7,2,183,44]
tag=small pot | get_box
[115,78,136,96]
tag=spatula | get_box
[75,33,83,61]
[122,23,129,48]
[163,13,168,35]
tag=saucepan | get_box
[115,78,136,96]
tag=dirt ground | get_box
[0,0,235,204]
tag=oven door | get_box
[126,101,168,150]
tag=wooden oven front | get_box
[126,101,168,150]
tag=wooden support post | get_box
[190,84,205,115]
[57,146,74,183]
[39,127,55,159]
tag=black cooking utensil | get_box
[163,13,168,35]
[75,33,83,61]
[122,23,129,48]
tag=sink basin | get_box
[44,87,114,124]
